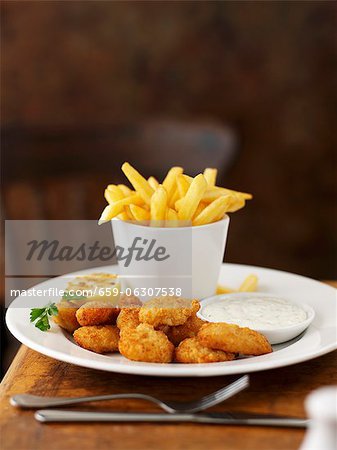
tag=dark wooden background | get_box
[2,1,336,279]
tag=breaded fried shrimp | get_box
[76,301,120,326]
[198,323,272,356]
[73,325,119,354]
[116,307,140,332]
[167,314,205,346]
[118,294,142,308]
[118,324,174,363]
[175,337,235,363]
[139,297,199,327]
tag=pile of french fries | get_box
[98,163,252,227]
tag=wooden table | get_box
[1,282,336,450]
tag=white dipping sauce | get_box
[202,296,307,330]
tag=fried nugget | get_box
[118,294,142,308]
[139,297,199,327]
[198,323,272,356]
[116,307,140,332]
[53,302,80,333]
[175,337,235,363]
[76,301,120,326]
[167,314,205,346]
[118,323,174,363]
[73,325,119,354]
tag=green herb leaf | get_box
[30,303,58,332]
[47,303,58,316]
[30,308,45,322]
[35,314,50,331]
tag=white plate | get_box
[6,264,337,377]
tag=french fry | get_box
[174,197,183,211]
[175,175,193,208]
[162,167,183,201]
[203,168,217,186]
[124,206,135,220]
[118,184,132,196]
[98,204,117,224]
[192,202,206,220]
[122,162,154,205]
[166,208,179,227]
[99,194,143,224]
[231,189,252,200]
[176,174,191,198]
[211,194,244,219]
[129,204,150,221]
[166,208,178,221]
[118,211,130,221]
[118,194,144,206]
[239,274,258,292]
[227,195,246,212]
[193,196,232,226]
[216,274,259,294]
[169,187,180,208]
[148,176,159,190]
[203,187,252,203]
[100,163,252,227]
[178,174,208,221]
[202,187,222,203]
[216,284,235,295]
[213,209,227,222]
[105,186,124,203]
[150,185,168,226]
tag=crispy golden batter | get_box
[167,313,205,346]
[56,291,272,364]
[118,324,174,363]
[139,297,199,327]
[175,337,235,363]
[118,294,142,308]
[75,301,120,326]
[73,325,119,354]
[116,307,141,332]
[198,323,272,356]
[53,302,80,333]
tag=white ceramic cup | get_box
[111,217,229,300]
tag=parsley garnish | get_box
[30,303,58,331]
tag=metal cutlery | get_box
[11,374,249,414]
[34,410,309,428]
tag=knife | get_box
[35,410,309,428]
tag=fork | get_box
[10,374,249,414]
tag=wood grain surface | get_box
[1,281,336,450]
